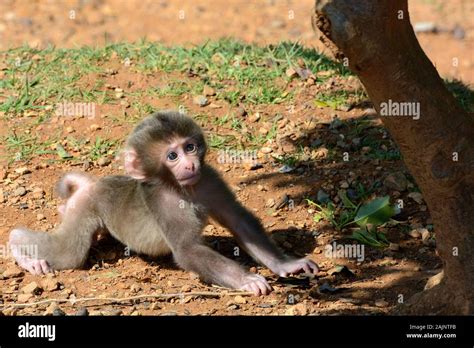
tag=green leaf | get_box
[349,226,389,248]
[314,100,329,108]
[338,189,357,209]
[313,213,323,223]
[56,143,73,159]
[354,196,395,227]
[377,231,389,244]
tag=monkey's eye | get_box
[167,151,179,161]
[185,143,197,153]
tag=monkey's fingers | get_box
[16,257,38,275]
[295,259,319,275]
[240,274,272,296]
[32,260,44,275]
[275,258,319,277]
[24,259,51,275]
[39,259,52,274]
[305,259,319,274]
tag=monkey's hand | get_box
[239,273,273,296]
[271,257,319,278]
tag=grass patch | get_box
[361,135,402,161]
[314,89,367,111]
[87,136,121,161]
[0,39,349,119]
[0,45,108,115]
[207,133,236,149]
[2,131,57,163]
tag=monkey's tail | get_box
[56,172,96,200]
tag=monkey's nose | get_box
[186,162,195,172]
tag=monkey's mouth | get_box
[178,173,201,186]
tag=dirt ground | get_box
[0,0,472,316]
[1,0,473,83]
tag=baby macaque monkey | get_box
[9,111,318,295]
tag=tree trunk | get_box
[311,0,474,314]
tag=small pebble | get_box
[97,157,111,167]
[375,299,389,308]
[192,95,209,107]
[14,187,27,197]
[14,167,31,175]
[53,308,66,316]
[236,106,247,117]
[75,307,89,316]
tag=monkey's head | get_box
[124,111,207,187]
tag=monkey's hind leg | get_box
[9,217,100,275]
[9,228,52,275]
[9,173,101,275]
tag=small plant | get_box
[88,137,119,161]
[350,196,399,248]
[2,131,57,162]
[207,134,235,149]
[213,113,231,127]
[353,181,376,201]
[314,91,351,110]
[314,89,367,111]
[308,193,399,248]
[274,155,298,168]
[246,121,277,147]
[350,226,390,248]
[307,190,360,231]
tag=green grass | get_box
[246,121,278,147]
[146,79,194,97]
[361,135,402,161]
[6,38,471,167]
[2,131,57,163]
[212,113,232,127]
[2,39,471,125]
[207,134,236,149]
[0,130,122,163]
[88,136,121,161]
[314,89,367,111]
[0,39,349,119]
[274,154,299,168]
[130,101,155,119]
[0,45,108,116]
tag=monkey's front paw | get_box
[273,258,319,277]
[239,274,272,296]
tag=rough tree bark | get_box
[311,0,474,314]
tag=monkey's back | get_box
[94,175,172,256]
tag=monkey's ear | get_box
[123,148,146,180]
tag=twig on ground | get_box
[1,290,254,309]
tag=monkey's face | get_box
[125,111,207,186]
[163,137,202,186]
